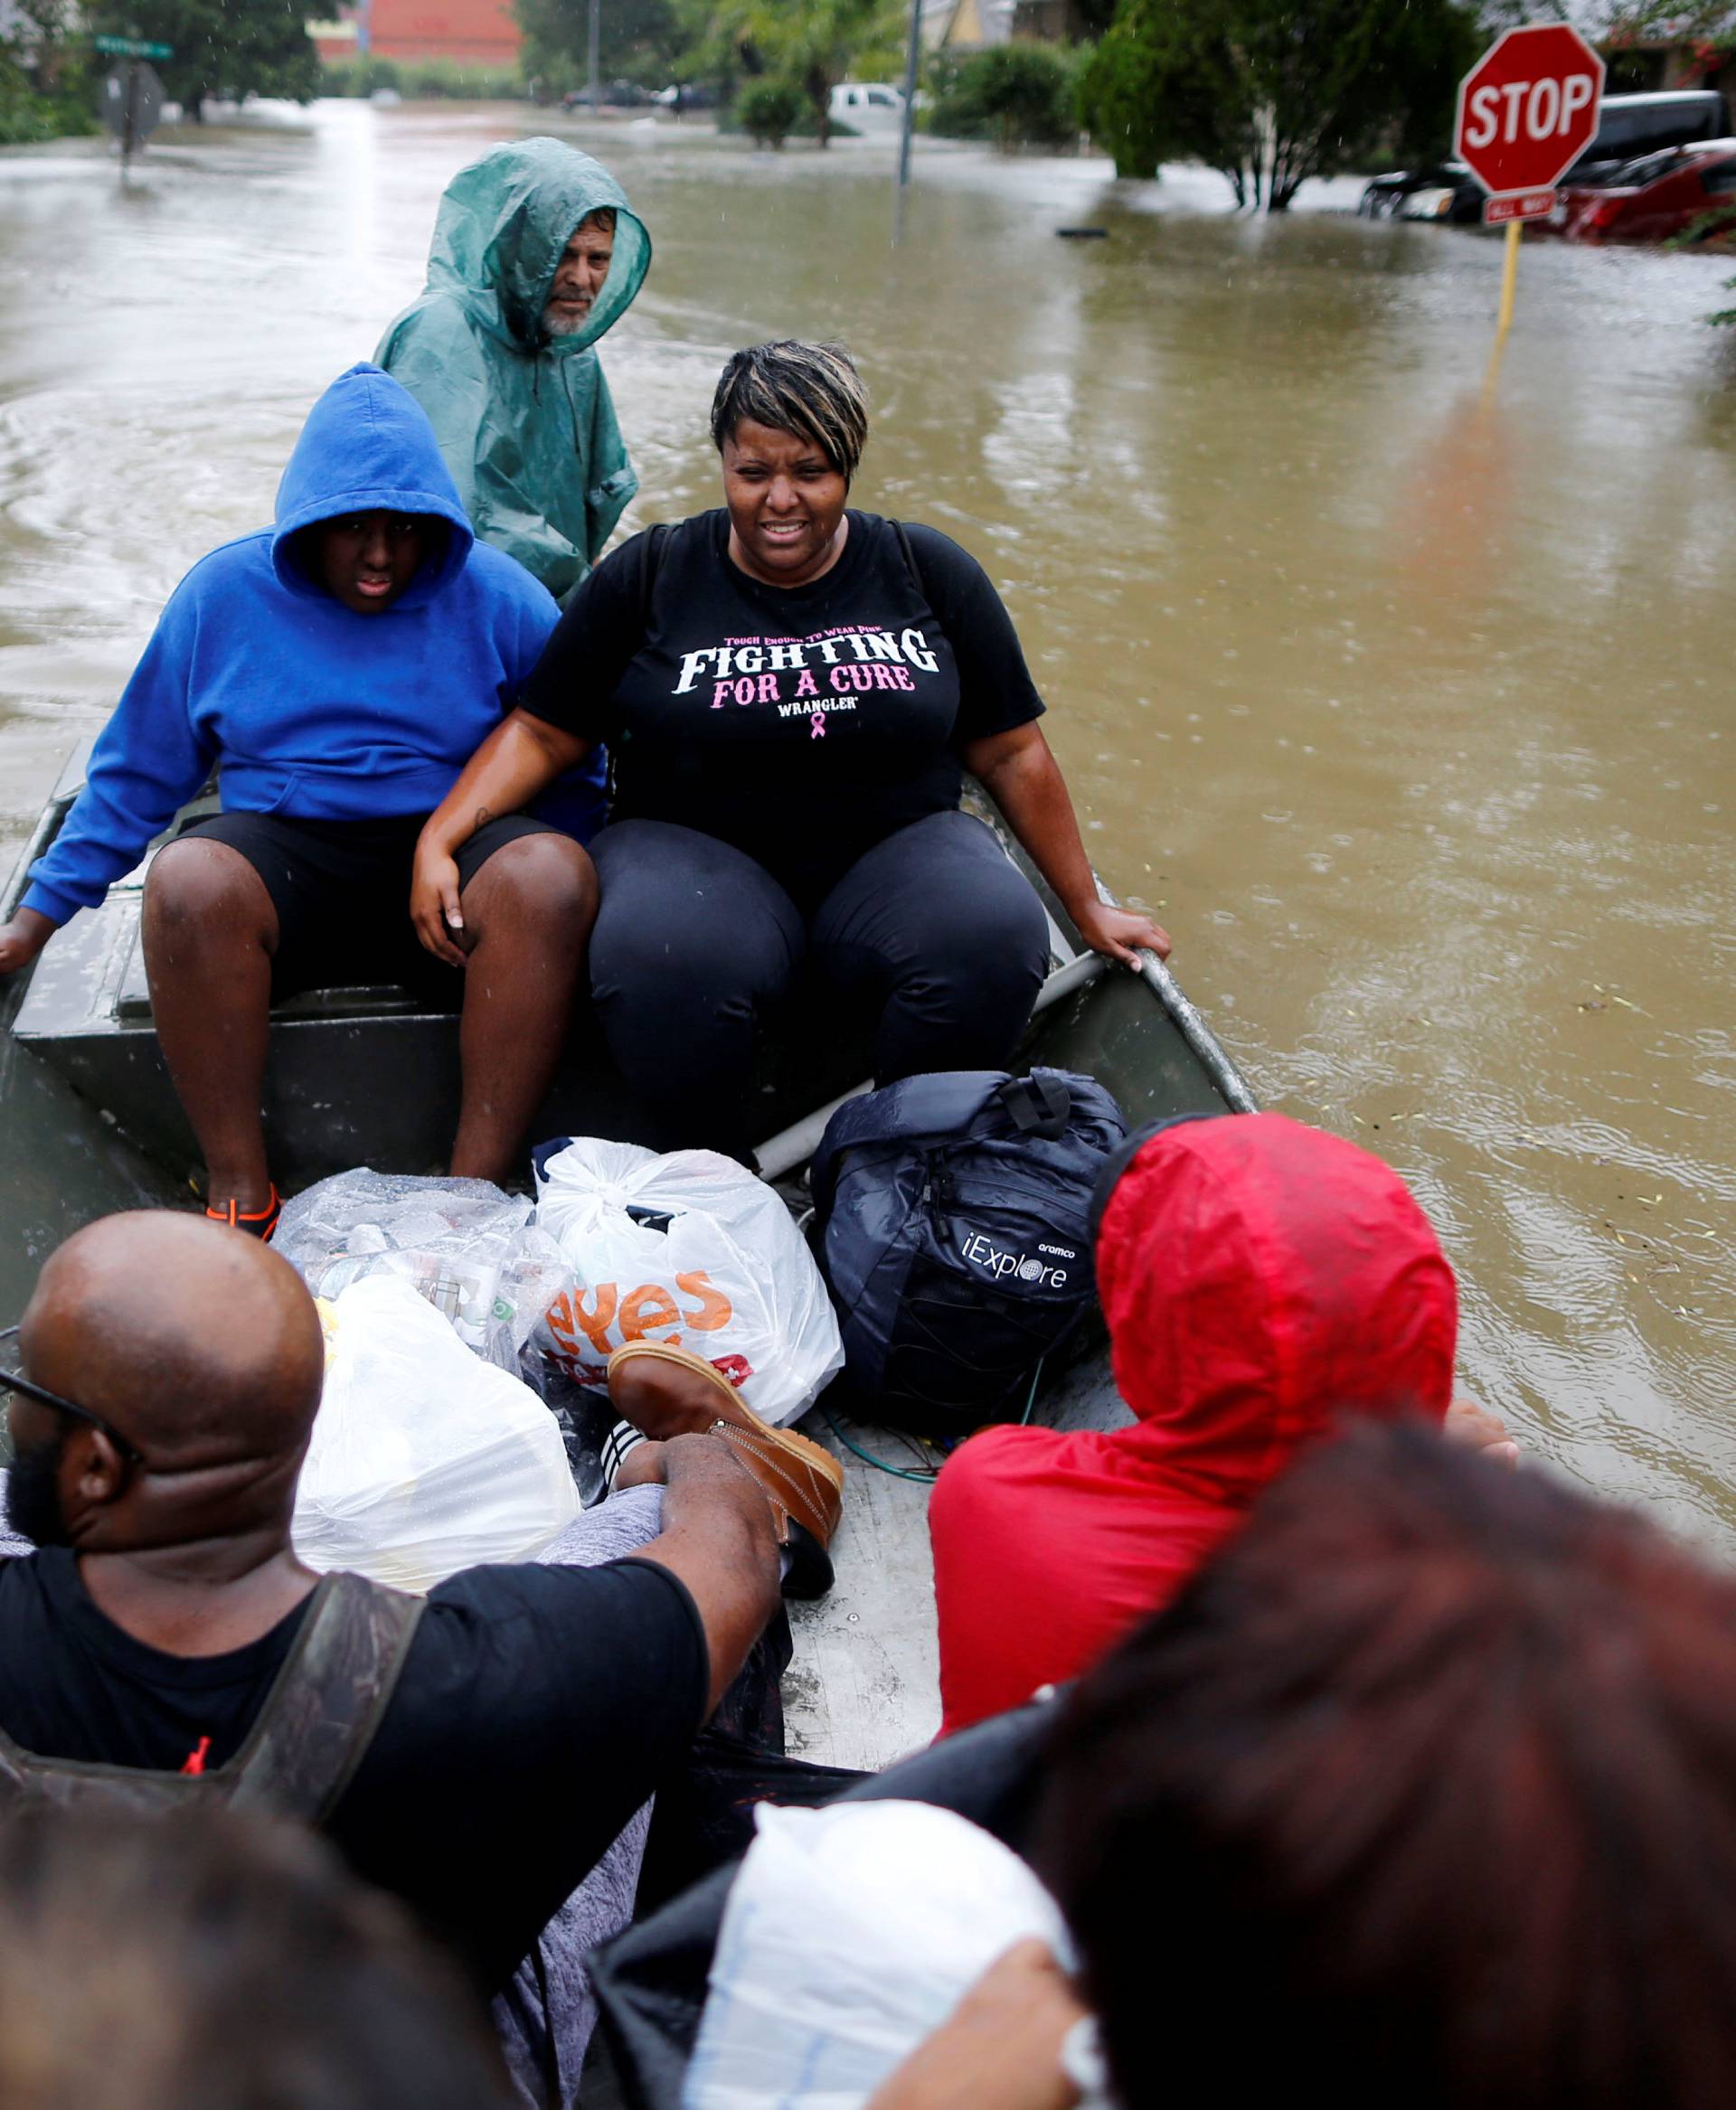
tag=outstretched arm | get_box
[864,1941,1089,2110]
[0,908,58,979]
[964,722,1170,968]
[629,1434,782,1718]
[410,709,591,965]
[1,600,213,977]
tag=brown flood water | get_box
[1,102,1731,1540]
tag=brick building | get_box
[362,0,523,67]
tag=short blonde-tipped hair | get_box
[710,341,868,485]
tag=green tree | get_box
[514,0,686,91]
[1080,0,1480,209]
[736,72,804,141]
[700,0,904,144]
[930,44,1080,150]
[86,0,318,120]
[1,0,96,141]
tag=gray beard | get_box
[542,306,590,337]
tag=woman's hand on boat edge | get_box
[863,1939,1089,2110]
[409,843,468,968]
[1073,900,1171,969]
[0,909,56,978]
[1445,1389,1521,1470]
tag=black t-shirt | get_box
[0,1549,708,1991]
[518,509,1046,908]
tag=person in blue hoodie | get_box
[0,365,607,1239]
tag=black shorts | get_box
[174,810,563,1003]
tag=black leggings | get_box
[589,811,1051,1159]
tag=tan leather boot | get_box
[607,1342,844,1598]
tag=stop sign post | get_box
[1455,22,1605,337]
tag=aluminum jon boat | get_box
[0,744,1256,1765]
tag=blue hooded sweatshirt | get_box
[24,363,605,928]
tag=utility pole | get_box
[892,0,922,240]
[588,0,600,110]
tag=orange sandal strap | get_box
[204,1185,282,1239]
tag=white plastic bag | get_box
[274,1170,573,1373]
[684,1801,1108,2110]
[531,1139,843,1428]
[294,1276,580,1591]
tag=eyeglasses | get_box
[0,1326,145,1467]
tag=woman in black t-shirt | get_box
[411,341,1170,1159]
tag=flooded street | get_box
[2,101,1732,1541]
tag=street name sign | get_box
[1455,22,1605,204]
[1484,188,1557,226]
[94,34,173,60]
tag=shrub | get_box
[929,42,1080,151]
[320,55,401,96]
[402,60,524,98]
[735,75,804,147]
[1077,11,1175,178]
[0,42,96,143]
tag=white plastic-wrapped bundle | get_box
[294,1276,579,1590]
[274,1169,572,1373]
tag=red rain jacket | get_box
[929,1112,1458,1737]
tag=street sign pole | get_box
[1496,219,1522,339]
[1453,22,1605,358]
[94,33,171,167]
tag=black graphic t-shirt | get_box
[518,509,1046,907]
[0,1548,708,1992]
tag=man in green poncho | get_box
[378,138,651,603]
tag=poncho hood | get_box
[1094,1111,1458,1502]
[424,137,649,353]
[271,363,474,605]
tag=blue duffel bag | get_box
[809,1068,1126,1436]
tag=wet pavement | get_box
[1,101,1731,1540]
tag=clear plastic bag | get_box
[684,1801,1106,2110]
[275,1169,573,1373]
[294,1276,580,1591]
[532,1139,843,1429]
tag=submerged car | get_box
[1359,161,1477,220]
[1554,138,1736,243]
[1360,89,1733,225]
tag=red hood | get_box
[1095,1113,1457,1503]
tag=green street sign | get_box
[94,34,173,59]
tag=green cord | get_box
[819,1356,1048,1483]
[1019,1357,1046,1425]
[819,1403,939,1484]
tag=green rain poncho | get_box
[377,138,651,604]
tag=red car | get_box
[1555,138,1736,243]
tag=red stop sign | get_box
[1455,24,1606,195]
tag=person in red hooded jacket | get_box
[929,1109,1516,1738]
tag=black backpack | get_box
[810,1068,1126,1437]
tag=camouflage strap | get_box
[0,1572,424,1823]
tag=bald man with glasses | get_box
[0,1211,780,2021]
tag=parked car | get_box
[827,81,907,136]
[1554,138,1736,243]
[561,80,656,111]
[1359,89,1733,225]
[1358,161,1474,218]
[649,82,717,112]
[1396,184,1463,222]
